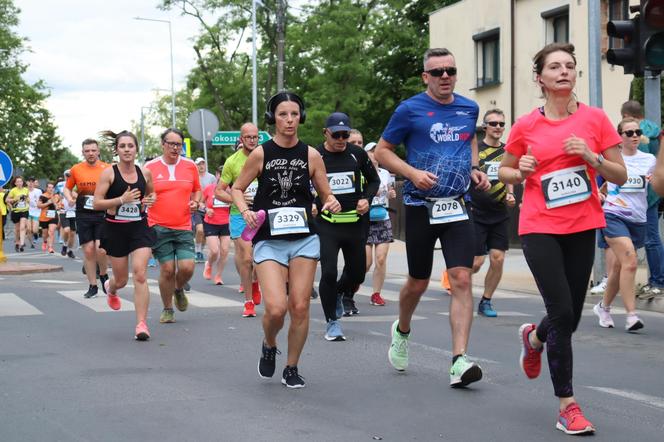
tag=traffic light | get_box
[607,15,641,75]
[641,0,664,72]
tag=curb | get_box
[0,262,63,275]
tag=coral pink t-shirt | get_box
[505,103,621,235]
[202,184,230,225]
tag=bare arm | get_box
[231,147,264,227]
[374,137,438,190]
[214,180,233,203]
[651,139,664,196]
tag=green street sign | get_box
[211,131,271,146]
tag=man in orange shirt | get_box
[64,138,110,298]
[145,129,202,323]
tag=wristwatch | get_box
[595,153,604,168]
[471,165,481,172]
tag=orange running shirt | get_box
[145,156,201,230]
[65,161,109,212]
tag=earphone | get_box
[264,92,306,125]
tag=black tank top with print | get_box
[105,164,147,222]
[252,139,315,243]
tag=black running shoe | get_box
[67,250,76,259]
[310,288,318,299]
[19,245,24,252]
[349,297,359,315]
[258,342,280,379]
[281,365,305,389]
[14,244,19,252]
[342,296,353,317]
[60,246,67,256]
[84,285,98,298]
[183,282,191,292]
[99,274,109,294]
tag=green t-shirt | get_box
[8,187,29,212]
[221,149,258,214]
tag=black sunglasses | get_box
[331,132,351,140]
[486,121,505,128]
[426,67,457,77]
[621,129,642,137]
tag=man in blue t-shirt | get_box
[375,47,490,388]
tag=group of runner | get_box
[4,40,661,436]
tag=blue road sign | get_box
[0,150,14,188]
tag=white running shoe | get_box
[590,277,607,294]
[593,302,614,328]
[625,314,644,332]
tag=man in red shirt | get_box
[145,129,202,323]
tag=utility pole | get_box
[276,0,286,91]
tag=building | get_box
[429,0,639,127]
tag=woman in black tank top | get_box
[93,130,156,341]
[230,93,341,388]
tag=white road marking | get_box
[0,293,43,317]
[57,290,135,312]
[185,290,244,308]
[31,279,80,284]
[436,311,533,317]
[585,386,664,409]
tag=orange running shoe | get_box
[203,261,212,280]
[243,300,256,317]
[214,275,223,286]
[441,270,451,295]
[104,280,121,311]
[556,403,595,435]
[252,281,262,305]
[134,321,150,341]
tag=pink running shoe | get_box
[214,275,223,286]
[203,261,212,280]
[134,321,150,341]
[370,292,386,306]
[104,280,121,311]
[518,323,543,379]
[252,281,262,306]
[556,403,595,435]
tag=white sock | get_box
[195,244,202,253]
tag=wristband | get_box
[471,165,481,172]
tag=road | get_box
[1,242,663,441]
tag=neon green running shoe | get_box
[388,320,409,371]
[159,308,175,324]
[449,354,482,387]
[173,288,189,312]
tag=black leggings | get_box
[317,219,367,322]
[521,229,595,398]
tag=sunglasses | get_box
[426,67,457,77]
[621,129,642,137]
[330,132,351,140]
[485,121,505,128]
[163,141,183,148]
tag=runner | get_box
[58,174,77,258]
[145,129,201,324]
[316,112,379,342]
[498,43,626,435]
[593,117,653,331]
[215,123,263,317]
[365,141,396,307]
[36,182,60,254]
[348,129,364,149]
[193,157,217,263]
[375,47,490,387]
[468,108,516,317]
[232,91,340,388]
[6,176,29,252]
[94,130,156,340]
[202,164,230,285]
[0,186,7,240]
[27,178,42,249]
[64,138,110,298]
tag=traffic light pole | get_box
[644,70,661,125]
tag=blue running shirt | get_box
[382,92,479,206]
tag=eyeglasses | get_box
[485,121,505,128]
[330,132,351,140]
[621,129,642,137]
[425,67,457,77]
[163,141,183,148]
[243,135,259,140]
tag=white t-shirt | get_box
[371,168,394,207]
[604,150,656,223]
[28,188,43,217]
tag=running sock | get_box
[396,325,410,336]
[195,244,202,253]
[481,296,491,302]
[33,233,38,241]
[452,354,462,364]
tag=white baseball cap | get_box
[194,157,206,164]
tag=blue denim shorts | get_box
[229,213,247,239]
[253,234,320,267]
[599,213,646,249]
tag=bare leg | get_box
[158,260,176,309]
[217,235,230,278]
[603,237,638,313]
[372,243,390,293]
[256,261,289,348]
[448,266,474,355]
[285,258,317,366]
[482,249,505,299]
[234,238,254,302]
[82,241,97,285]
[398,276,429,332]
[95,240,108,276]
[131,248,152,324]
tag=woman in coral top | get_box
[498,43,627,435]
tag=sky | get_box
[16,0,204,155]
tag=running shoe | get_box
[183,282,191,292]
[349,297,359,315]
[342,296,353,317]
[14,244,19,252]
[134,321,150,341]
[258,342,280,378]
[19,245,24,252]
[195,251,205,263]
[48,248,54,254]
[518,323,543,379]
[60,246,67,256]
[83,285,98,299]
[590,276,607,294]
[370,292,386,306]
[556,403,595,435]
[593,302,614,328]
[203,261,212,280]
[324,320,346,341]
[637,284,661,300]
[147,257,157,267]
[388,320,409,371]
[99,274,109,294]
[173,287,188,312]
[442,269,451,295]
[239,284,244,293]
[625,314,644,332]
[477,299,497,317]
[214,275,223,286]
[41,242,47,252]
[104,280,121,311]
[67,250,76,259]
[243,300,256,318]
[449,354,483,387]
[159,308,175,323]
[252,281,262,305]
[281,365,305,389]
[310,288,318,299]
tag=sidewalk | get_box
[383,240,664,314]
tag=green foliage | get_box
[0,0,74,181]
[629,76,664,126]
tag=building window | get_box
[542,5,569,44]
[473,28,500,88]
[609,0,629,49]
